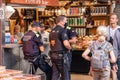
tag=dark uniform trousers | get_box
[67,50,72,79]
[50,51,70,80]
[29,54,52,80]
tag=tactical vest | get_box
[49,29,64,51]
[22,31,40,57]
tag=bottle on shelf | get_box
[5,32,11,44]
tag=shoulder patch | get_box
[23,36,32,41]
[66,26,71,30]
[63,33,68,38]
[72,30,75,32]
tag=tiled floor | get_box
[71,73,93,80]
[37,69,112,80]
[71,73,112,80]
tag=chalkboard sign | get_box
[24,9,36,20]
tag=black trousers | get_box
[67,51,72,80]
[30,57,52,80]
[50,52,70,80]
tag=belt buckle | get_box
[58,54,63,57]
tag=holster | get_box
[49,51,64,60]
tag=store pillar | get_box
[0,0,4,65]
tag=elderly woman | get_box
[82,26,116,80]
[14,24,24,41]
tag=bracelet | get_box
[111,63,117,66]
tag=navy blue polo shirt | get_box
[55,25,69,41]
[22,30,43,59]
[66,26,76,39]
[51,25,69,51]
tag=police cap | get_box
[32,21,41,27]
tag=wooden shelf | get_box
[39,15,53,17]
[38,0,111,36]
[69,25,86,28]
[66,15,83,17]
[91,14,109,17]
[39,14,109,17]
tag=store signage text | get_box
[10,0,58,6]
[25,0,48,5]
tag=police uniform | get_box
[66,26,76,60]
[22,30,43,60]
[22,22,52,80]
[49,25,70,80]
[66,26,77,79]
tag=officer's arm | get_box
[68,28,77,44]
[39,46,44,52]
[62,31,71,50]
[63,40,71,50]
[69,37,77,44]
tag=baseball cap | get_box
[40,23,44,28]
[32,22,41,27]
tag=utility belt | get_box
[50,50,65,54]
[49,50,67,60]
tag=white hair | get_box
[96,26,108,37]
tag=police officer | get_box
[64,23,77,80]
[22,21,52,80]
[49,15,71,80]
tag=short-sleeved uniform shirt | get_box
[22,30,43,60]
[66,26,76,39]
[50,25,69,51]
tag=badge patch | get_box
[23,36,32,41]
[50,40,55,46]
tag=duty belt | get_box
[50,50,65,54]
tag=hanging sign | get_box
[45,0,59,6]
[10,0,59,6]
[0,8,4,19]
[10,0,42,5]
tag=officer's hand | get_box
[40,46,44,52]
[68,50,71,53]
[18,40,22,44]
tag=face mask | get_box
[64,22,68,29]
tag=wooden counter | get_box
[2,44,23,70]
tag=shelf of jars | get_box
[91,15,109,17]
[90,6,109,16]
[39,6,86,18]
[69,25,85,28]
[59,0,111,7]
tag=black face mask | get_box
[64,22,68,29]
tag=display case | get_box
[39,1,111,36]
